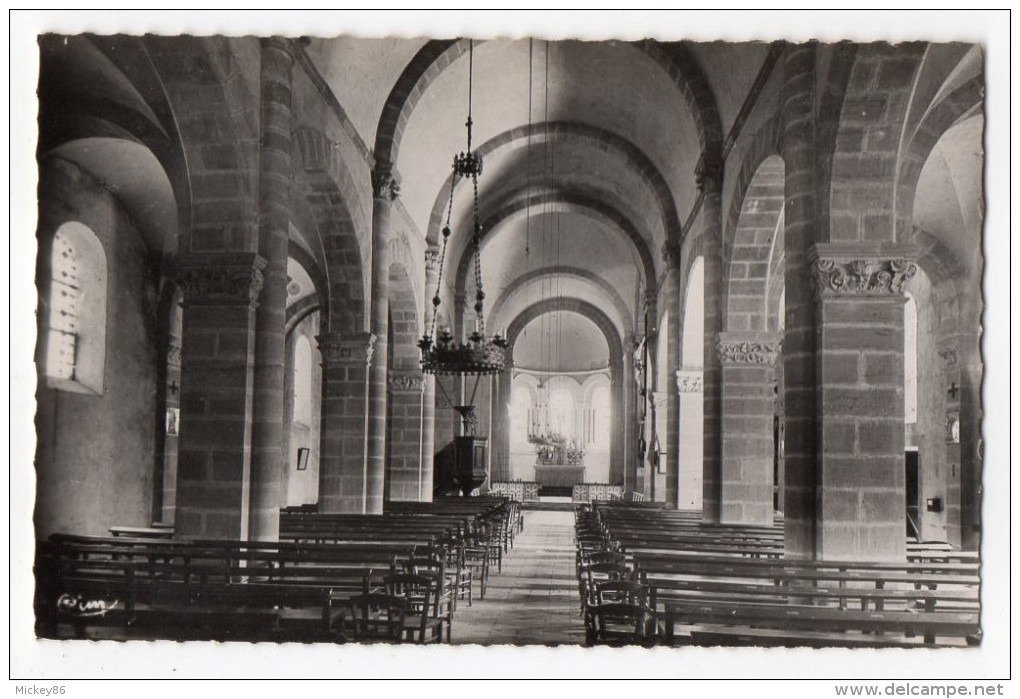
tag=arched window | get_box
[293,335,313,427]
[549,388,574,442]
[44,222,106,394]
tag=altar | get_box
[534,464,587,489]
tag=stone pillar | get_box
[608,358,624,484]
[618,335,636,489]
[249,37,294,540]
[651,391,668,501]
[717,333,782,525]
[175,254,265,539]
[366,167,399,513]
[159,339,182,524]
[781,43,820,558]
[663,245,682,507]
[676,368,703,510]
[812,248,916,561]
[419,246,441,501]
[386,372,425,502]
[317,331,375,513]
[698,151,725,523]
[490,368,512,483]
[643,294,658,501]
[957,327,982,552]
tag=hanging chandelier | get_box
[419,39,509,377]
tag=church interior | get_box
[28,31,989,651]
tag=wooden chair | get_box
[341,593,408,644]
[444,544,473,608]
[590,602,653,646]
[385,573,445,644]
[463,539,490,600]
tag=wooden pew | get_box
[35,536,418,642]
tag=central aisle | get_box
[452,510,586,645]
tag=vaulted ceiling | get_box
[307,37,766,350]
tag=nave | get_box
[29,32,989,651]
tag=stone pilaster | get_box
[699,149,724,524]
[812,245,917,561]
[676,367,704,510]
[489,368,512,483]
[419,246,441,501]
[249,36,294,540]
[618,334,637,489]
[662,243,682,508]
[317,331,375,513]
[781,43,820,558]
[718,332,782,525]
[174,253,265,539]
[366,165,399,513]
[386,372,425,502]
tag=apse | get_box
[509,310,612,487]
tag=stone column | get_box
[618,335,636,489]
[781,43,820,558]
[489,368,512,483]
[419,246,441,501]
[317,331,375,513]
[249,37,294,540]
[812,247,917,561]
[366,167,399,513]
[651,391,668,501]
[606,358,622,486]
[717,332,782,525]
[698,151,725,523]
[386,372,425,502]
[957,327,982,552]
[676,368,703,510]
[175,254,265,539]
[663,244,682,507]
[643,294,658,500]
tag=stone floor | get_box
[451,510,586,646]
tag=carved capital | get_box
[810,246,918,299]
[372,165,400,201]
[695,149,723,195]
[389,373,425,394]
[178,254,266,307]
[317,331,376,367]
[716,333,782,365]
[676,369,703,394]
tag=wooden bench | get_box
[35,536,419,642]
[662,599,980,647]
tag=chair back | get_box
[588,550,627,567]
[345,593,407,643]
[586,561,629,585]
[593,602,651,645]
[594,579,649,607]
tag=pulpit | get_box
[433,436,489,495]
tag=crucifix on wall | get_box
[947,382,960,400]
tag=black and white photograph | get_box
[9,9,1011,688]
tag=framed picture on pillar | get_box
[296,447,310,471]
[945,411,961,444]
[165,407,179,437]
